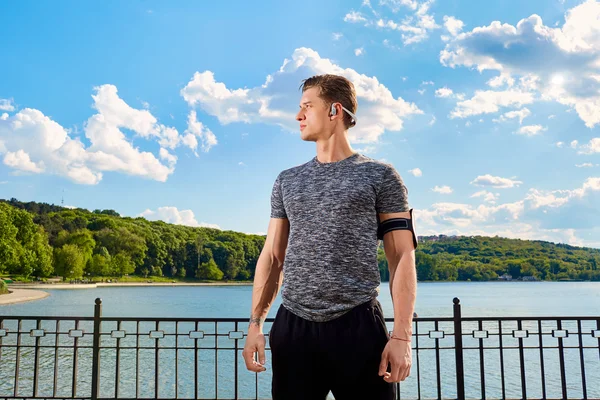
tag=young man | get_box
[242,74,418,400]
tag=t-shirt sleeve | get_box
[270,173,288,219]
[376,165,410,213]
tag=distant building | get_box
[499,274,513,281]
[522,276,538,282]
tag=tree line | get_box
[1,198,599,282]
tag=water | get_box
[1,282,599,399]
[2,281,599,318]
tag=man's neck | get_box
[315,136,355,163]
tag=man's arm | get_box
[243,217,289,373]
[249,217,289,330]
[377,210,416,383]
[379,210,417,340]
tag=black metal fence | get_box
[1,298,599,400]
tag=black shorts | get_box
[269,298,396,400]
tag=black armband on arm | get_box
[377,208,418,249]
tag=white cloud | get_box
[470,190,499,204]
[524,178,600,215]
[380,0,419,12]
[182,110,217,155]
[409,167,422,177]
[571,140,579,149]
[4,150,44,173]
[159,148,177,167]
[432,185,453,194]
[422,81,434,85]
[450,90,535,119]
[416,200,524,229]
[471,174,523,188]
[181,47,422,144]
[345,0,440,45]
[332,32,343,40]
[355,47,365,56]
[140,206,220,229]
[443,15,464,36]
[576,163,596,167]
[487,74,515,89]
[382,39,402,51]
[0,99,15,112]
[428,116,436,125]
[516,125,547,136]
[577,137,600,154]
[0,85,207,184]
[440,0,600,127]
[344,11,367,23]
[418,89,427,95]
[493,108,531,124]
[414,176,600,246]
[557,141,564,147]
[355,145,377,154]
[435,87,453,98]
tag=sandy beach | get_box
[0,281,252,305]
[0,288,50,305]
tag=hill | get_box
[1,198,599,282]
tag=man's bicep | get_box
[379,211,416,261]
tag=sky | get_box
[1,0,600,247]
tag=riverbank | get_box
[0,288,50,305]
[7,281,254,290]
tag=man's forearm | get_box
[390,253,417,340]
[249,252,283,331]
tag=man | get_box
[242,74,418,400]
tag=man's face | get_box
[296,87,330,142]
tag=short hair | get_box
[299,74,358,129]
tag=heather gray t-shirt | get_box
[270,152,411,322]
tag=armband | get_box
[377,208,418,249]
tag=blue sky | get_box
[1,0,600,247]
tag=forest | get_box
[1,198,599,283]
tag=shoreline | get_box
[6,281,254,290]
[0,288,50,305]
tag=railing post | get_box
[91,298,102,400]
[453,297,465,400]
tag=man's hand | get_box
[242,327,267,373]
[378,339,412,383]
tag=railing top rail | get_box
[1,314,598,323]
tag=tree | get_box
[55,230,96,269]
[111,253,135,277]
[54,244,85,279]
[90,247,112,276]
[196,259,224,280]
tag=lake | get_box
[1,281,598,399]
[1,281,598,318]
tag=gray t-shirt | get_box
[270,152,411,322]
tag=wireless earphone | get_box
[330,103,357,126]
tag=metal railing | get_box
[1,298,599,400]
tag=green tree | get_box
[196,259,224,280]
[111,253,135,277]
[54,244,85,279]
